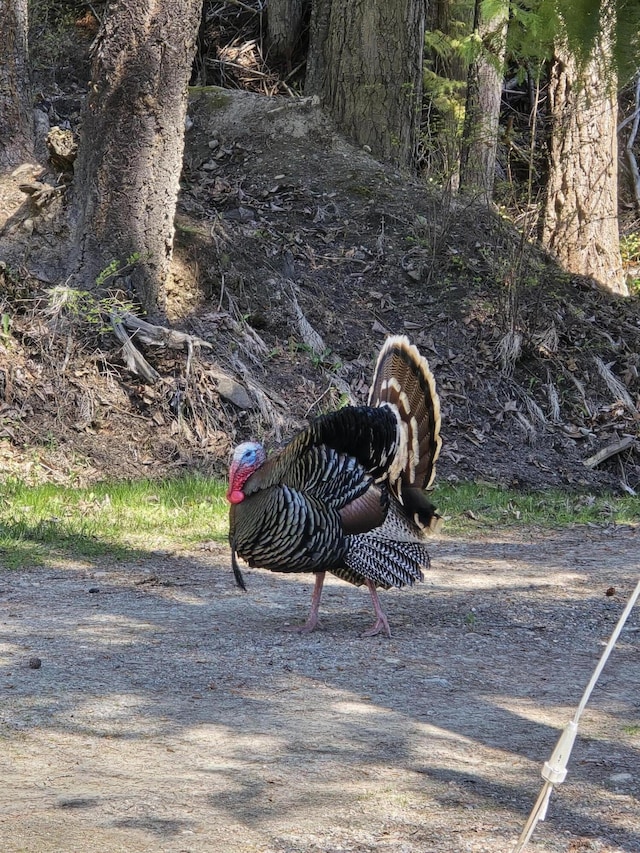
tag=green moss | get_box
[348,184,375,198]
[189,86,232,109]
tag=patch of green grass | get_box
[464,610,478,629]
[432,482,639,535]
[0,477,637,571]
[0,476,228,570]
[620,232,640,294]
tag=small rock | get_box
[88,587,100,594]
[217,377,255,409]
[11,163,40,178]
[610,772,632,783]
[224,206,255,221]
[28,657,42,669]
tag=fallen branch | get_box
[119,312,213,351]
[110,312,215,383]
[284,281,326,356]
[110,313,161,385]
[19,181,64,210]
[620,73,640,213]
[594,356,638,418]
[583,436,635,469]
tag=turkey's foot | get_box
[362,615,391,638]
[285,571,324,634]
[364,579,391,637]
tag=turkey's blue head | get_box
[227,441,267,504]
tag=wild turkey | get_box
[227,335,442,636]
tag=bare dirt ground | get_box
[1,524,638,853]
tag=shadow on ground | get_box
[0,525,638,852]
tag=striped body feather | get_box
[230,444,372,573]
[228,335,441,606]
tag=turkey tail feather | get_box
[368,335,441,530]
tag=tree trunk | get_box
[306,0,426,170]
[70,0,203,318]
[305,0,332,95]
[542,37,627,296]
[0,0,34,170]
[267,0,304,67]
[459,0,508,204]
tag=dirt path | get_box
[1,525,638,853]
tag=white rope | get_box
[512,576,640,853]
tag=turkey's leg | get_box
[362,579,391,637]
[287,571,325,633]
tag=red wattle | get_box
[227,489,245,504]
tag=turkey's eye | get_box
[243,449,256,464]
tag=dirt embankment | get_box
[1,89,639,492]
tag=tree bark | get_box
[305,0,332,95]
[459,0,508,204]
[267,0,304,67]
[0,0,35,170]
[306,0,426,170]
[70,0,203,318]
[542,30,627,296]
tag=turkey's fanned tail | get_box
[368,335,442,532]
